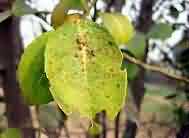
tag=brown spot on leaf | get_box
[90,50,95,57]
[81,61,83,64]
[109,68,114,72]
[116,83,120,88]
[108,41,113,45]
[76,38,81,45]
[106,95,110,98]
[74,53,79,58]
[87,49,95,57]
[76,34,87,47]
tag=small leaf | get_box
[12,0,38,16]
[51,0,88,29]
[100,13,134,45]
[51,2,67,29]
[45,19,127,120]
[18,32,53,105]
[121,50,139,80]
[0,10,11,23]
[124,62,139,80]
[60,0,87,10]
[147,23,173,39]
[1,128,21,138]
[126,33,146,58]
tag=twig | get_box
[90,0,98,10]
[101,111,107,138]
[35,105,41,138]
[62,123,70,138]
[32,15,54,31]
[123,120,137,138]
[91,0,98,21]
[36,11,51,15]
[115,112,120,138]
[123,53,189,83]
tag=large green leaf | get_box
[45,19,127,120]
[12,0,38,16]
[1,128,21,138]
[147,23,173,39]
[100,13,134,45]
[18,32,53,105]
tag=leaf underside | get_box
[18,32,53,105]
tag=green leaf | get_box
[126,33,146,58]
[51,2,67,29]
[100,13,134,45]
[60,0,88,11]
[18,32,53,105]
[0,10,11,23]
[124,63,139,81]
[121,53,139,80]
[147,23,173,39]
[1,128,21,138]
[45,19,127,120]
[51,0,88,29]
[12,0,38,16]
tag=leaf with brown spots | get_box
[45,18,127,120]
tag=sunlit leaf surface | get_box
[100,13,134,45]
[45,18,127,120]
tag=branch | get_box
[90,0,97,8]
[123,53,189,83]
[91,0,98,21]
